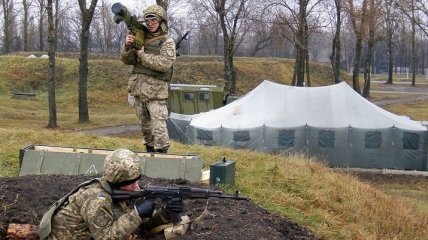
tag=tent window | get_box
[403,132,419,150]
[199,92,210,101]
[197,129,213,140]
[278,129,294,148]
[183,92,194,101]
[197,129,213,146]
[233,131,250,148]
[234,131,250,141]
[318,130,335,148]
[365,131,382,149]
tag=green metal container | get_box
[209,157,236,186]
[168,83,225,114]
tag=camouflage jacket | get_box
[46,179,170,240]
[120,34,176,102]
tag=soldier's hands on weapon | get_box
[125,32,135,48]
[166,197,183,213]
[135,200,155,218]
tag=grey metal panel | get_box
[19,146,203,182]
[19,150,44,176]
[78,153,106,175]
[40,152,80,175]
[143,156,203,182]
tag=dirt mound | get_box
[0,175,318,240]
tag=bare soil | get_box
[0,175,318,240]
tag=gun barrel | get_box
[111,2,125,15]
[111,186,250,202]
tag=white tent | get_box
[168,80,428,171]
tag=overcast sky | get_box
[111,0,189,18]
[112,0,156,10]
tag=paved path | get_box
[371,92,428,106]
[83,123,140,136]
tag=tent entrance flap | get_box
[19,145,203,182]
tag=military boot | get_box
[145,144,155,153]
[156,147,168,154]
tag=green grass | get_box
[384,101,428,121]
[1,54,428,239]
[371,73,428,83]
[1,128,427,239]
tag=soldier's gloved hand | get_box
[135,200,155,218]
[166,197,183,213]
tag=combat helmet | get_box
[144,5,168,33]
[103,149,142,187]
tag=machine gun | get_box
[175,31,190,56]
[111,2,149,49]
[111,185,249,223]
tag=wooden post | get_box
[7,224,39,240]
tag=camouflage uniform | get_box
[120,5,176,152]
[39,149,171,240]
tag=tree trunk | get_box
[385,25,394,84]
[387,39,393,84]
[291,56,297,86]
[362,0,375,98]
[2,0,12,54]
[78,27,90,123]
[224,42,235,93]
[304,22,310,87]
[411,0,416,86]
[23,0,29,51]
[362,34,374,98]
[39,0,44,51]
[352,38,363,94]
[214,0,245,94]
[295,0,307,87]
[47,0,57,128]
[78,0,98,123]
[331,0,342,84]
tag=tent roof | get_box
[185,80,426,131]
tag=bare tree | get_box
[77,0,97,123]
[47,0,56,128]
[190,1,222,55]
[56,6,81,52]
[92,0,114,53]
[344,0,369,94]
[156,0,169,12]
[384,0,399,84]
[1,0,16,53]
[269,0,324,87]
[34,0,45,51]
[410,0,416,86]
[362,0,382,98]
[22,0,33,51]
[248,10,273,57]
[212,0,250,94]
[330,0,342,84]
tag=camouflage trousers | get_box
[134,97,170,149]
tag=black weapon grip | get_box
[168,210,182,224]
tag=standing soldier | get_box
[121,5,175,153]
